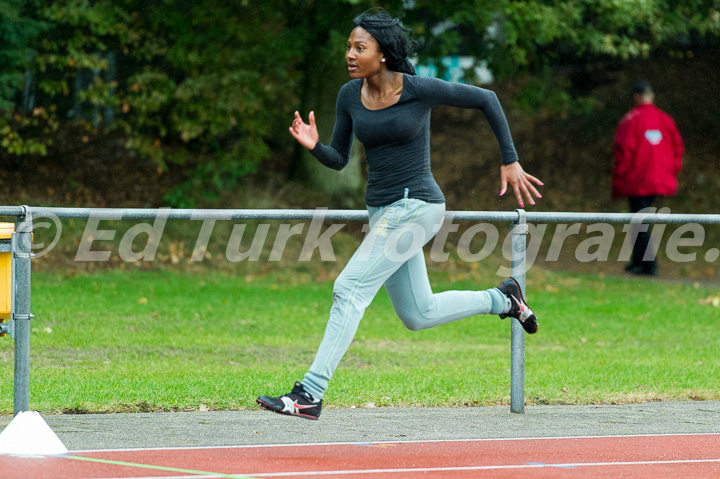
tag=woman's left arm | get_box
[420,77,543,206]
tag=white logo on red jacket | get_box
[645,129,663,145]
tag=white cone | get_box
[0,411,68,455]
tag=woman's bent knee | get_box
[397,310,428,331]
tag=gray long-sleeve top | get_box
[310,74,519,207]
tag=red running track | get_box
[1,433,719,479]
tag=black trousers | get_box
[628,196,657,274]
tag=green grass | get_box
[0,268,719,415]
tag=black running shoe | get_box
[256,382,322,420]
[497,277,538,334]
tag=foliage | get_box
[0,1,48,110]
[397,0,720,74]
[0,0,51,154]
[499,0,720,69]
[0,0,718,204]
[0,1,301,205]
[399,0,720,114]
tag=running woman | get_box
[257,8,543,420]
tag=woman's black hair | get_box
[352,8,417,75]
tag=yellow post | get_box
[0,222,13,337]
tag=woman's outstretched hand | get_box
[289,111,319,150]
[500,162,544,208]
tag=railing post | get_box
[13,206,33,416]
[510,209,527,414]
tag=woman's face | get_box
[346,27,385,79]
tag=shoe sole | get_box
[256,398,320,420]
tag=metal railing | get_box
[2,206,720,416]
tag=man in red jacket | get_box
[613,81,684,275]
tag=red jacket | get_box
[612,103,684,198]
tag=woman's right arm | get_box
[289,87,354,171]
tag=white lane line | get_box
[72,432,720,454]
[87,458,720,479]
[246,459,720,477]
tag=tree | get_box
[1,0,718,205]
[0,0,51,154]
[0,1,300,206]
[401,0,720,114]
[279,1,366,206]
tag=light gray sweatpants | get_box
[302,197,509,400]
